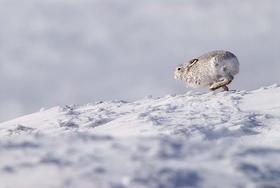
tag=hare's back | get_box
[197,50,237,62]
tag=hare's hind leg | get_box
[209,76,233,91]
[222,86,229,91]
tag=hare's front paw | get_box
[209,82,221,90]
[210,78,232,91]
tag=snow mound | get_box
[0,85,280,188]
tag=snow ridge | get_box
[0,85,280,188]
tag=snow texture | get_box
[0,85,280,188]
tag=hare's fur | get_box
[174,50,239,91]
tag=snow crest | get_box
[0,85,280,188]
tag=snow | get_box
[0,85,280,188]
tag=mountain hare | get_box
[174,50,239,91]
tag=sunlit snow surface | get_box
[0,85,280,188]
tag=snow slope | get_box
[0,85,280,188]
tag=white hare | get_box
[174,50,239,91]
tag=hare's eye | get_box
[177,68,181,71]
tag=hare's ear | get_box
[186,58,198,71]
[189,58,198,64]
[187,58,198,67]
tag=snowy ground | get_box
[0,85,280,188]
